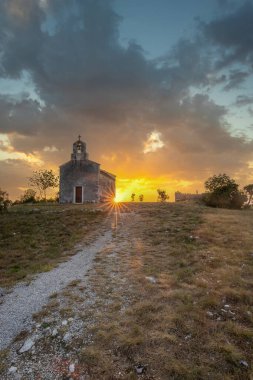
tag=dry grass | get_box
[2,202,253,379]
[70,203,253,379]
[0,349,8,375]
[0,203,106,287]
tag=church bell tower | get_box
[71,135,89,161]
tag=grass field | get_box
[71,203,253,379]
[1,202,253,379]
[0,204,107,287]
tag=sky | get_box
[0,0,253,201]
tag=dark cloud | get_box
[202,1,253,67]
[0,96,42,135]
[0,0,253,198]
[223,69,250,91]
[235,95,253,106]
[248,107,253,116]
[216,0,238,10]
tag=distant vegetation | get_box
[244,184,253,206]
[203,173,248,209]
[28,169,59,201]
[2,171,253,208]
[131,193,136,202]
[20,189,37,204]
[157,189,169,202]
[0,188,11,212]
[131,193,144,202]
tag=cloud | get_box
[223,69,250,91]
[202,1,253,68]
[0,0,253,199]
[43,145,58,152]
[0,159,34,197]
[143,131,165,154]
[235,95,253,107]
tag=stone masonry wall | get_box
[99,172,115,202]
[59,160,99,203]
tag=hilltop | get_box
[0,202,253,379]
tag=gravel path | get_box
[0,231,111,350]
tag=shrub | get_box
[244,184,253,206]
[20,189,37,204]
[157,189,169,202]
[0,188,11,212]
[203,174,247,209]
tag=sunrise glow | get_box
[0,1,252,201]
[112,177,201,203]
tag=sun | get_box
[114,191,124,203]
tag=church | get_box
[59,136,116,203]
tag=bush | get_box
[0,188,12,212]
[203,174,247,209]
[157,189,169,202]
[20,189,37,204]
[244,184,253,206]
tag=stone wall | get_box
[175,191,203,202]
[59,160,100,203]
[99,171,115,202]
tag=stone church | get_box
[59,136,116,203]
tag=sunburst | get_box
[99,187,129,231]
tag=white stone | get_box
[8,366,17,373]
[18,338,34,354]
[52,328,58,337]
[145,276,157,284]
[62,320,68,326]
[240,360,249,368]
[63,333,71,342]
[69,363,75,373]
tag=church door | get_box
[75,186,82,203]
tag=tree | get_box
[0,188,11,212]
[131,193,136,202]
[29,170,59,200]
[139,194,144,202]
[244,184,253,205]
[203,173,247,209]
[20,189,37,204]
[157,189,169,202]
[205,173,238,193]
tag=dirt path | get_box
[0,230,112,350]
[2,204,253,379]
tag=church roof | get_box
[59,158,99,168]
[100,169,116,179]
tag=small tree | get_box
[139,194,144,202]
[29,170,59,201]
[205,173,238,193]
[131,193,136,202]
[157,189,169,202]
[203,173,246,209]
[0,188,11,212]
[20,189,37,204]
[244,184,253,205]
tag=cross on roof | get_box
[78,135,81,141]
